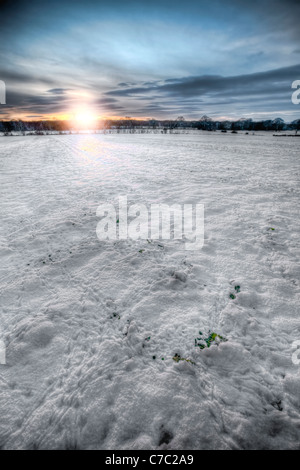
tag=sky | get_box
[0,0,300,121]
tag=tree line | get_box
[0,116,299,134]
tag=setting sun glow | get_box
[74,109,97,127]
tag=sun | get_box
[73,108,97,127]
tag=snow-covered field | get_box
[0,132,299,450]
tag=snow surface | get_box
[0,131,299,449]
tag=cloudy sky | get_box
[0,0,300,121]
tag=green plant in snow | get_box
[173,353,195,365]
[195,330,227,350]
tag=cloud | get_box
[107,64,300,99]
[0,89,71,117]
[0,69,55,86]
[102,64,300,119]
[47,88,71,94]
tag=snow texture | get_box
[0,131,299,449]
